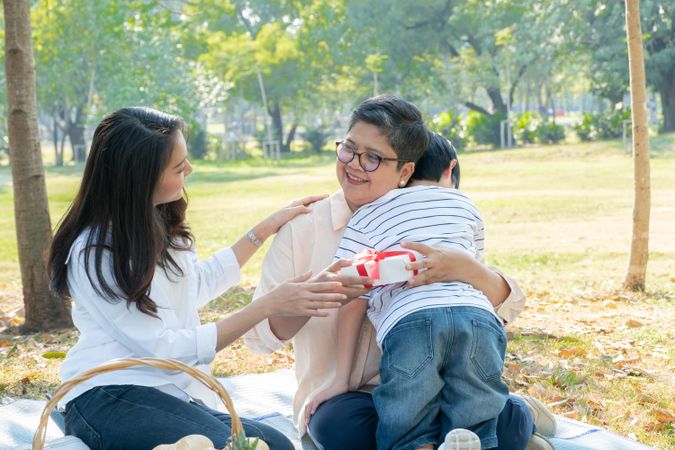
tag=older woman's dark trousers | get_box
[308,392,534,450]
[64,384,294,450]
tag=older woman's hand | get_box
[401,241,511,308]
[401,241,475,288]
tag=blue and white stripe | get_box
[336,185,498,346]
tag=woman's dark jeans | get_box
[64,385,294,450]
[308,392,534,450]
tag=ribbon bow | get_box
[352,249,418,288]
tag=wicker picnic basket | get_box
[32,357,268,450]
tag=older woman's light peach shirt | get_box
[243,190,525,433]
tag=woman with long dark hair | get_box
[49,107,356,450]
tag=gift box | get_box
[339,249,421,288]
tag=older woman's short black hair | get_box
[411,133,460,188]
[348,95,430,168]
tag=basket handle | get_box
[32,357,243,450]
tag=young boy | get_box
[308,134,508,450]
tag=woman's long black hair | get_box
[49,107,193,317]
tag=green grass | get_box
[0,135,674,448]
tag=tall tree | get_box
[335,0,563,141]
[3,0,72,330]
[563,0,675,131]
[623,0,651,291]
[32,0,200,163]
[641,1,675,132]
[189,0,314,153]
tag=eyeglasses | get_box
[335,140,410,172]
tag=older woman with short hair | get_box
[244,95,553,450]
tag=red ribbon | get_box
[352,249,418,288]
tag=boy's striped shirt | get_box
[336,185,498,346]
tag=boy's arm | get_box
[305,298,368,422]
[334,298,368,387]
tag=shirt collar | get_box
[329,190,353,231]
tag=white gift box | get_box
[339,251,421,286]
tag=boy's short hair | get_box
[348,95,430,168]
[411,133,461,188]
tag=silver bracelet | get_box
[246,230,264,247]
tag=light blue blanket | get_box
[1,369,655,449]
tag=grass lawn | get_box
[0,136,673,448]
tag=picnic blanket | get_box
[1,369,655,450]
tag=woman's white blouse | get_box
[58,232,240,409]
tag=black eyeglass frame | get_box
[335,140,411,172]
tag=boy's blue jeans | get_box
[374,306,509,450]
[64,384,294,450]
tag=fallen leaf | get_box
[561,410,578,419]
[626,319,644,328]
[559,349,575,358]
[615,357,641,368]
[558,347,589,359]
[654,409,675,423]
[527,383,546,397]
[0,340,12,348]
[644,422,665,432]
[9,316,23,326]
[547,398,570,408]
[42,351,66,359]
[586,399,603,410]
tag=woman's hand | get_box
[401,241,474,288]
[255,194,328,241]
[258,272,347,318]
[310,259,371,302]
[232,195,328,268]
[216,272,345,352]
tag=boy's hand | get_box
[305,381,349,426]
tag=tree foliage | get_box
[562,0,675,131]
[32,0,201,161]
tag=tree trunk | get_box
[525,78,531,112]
[68,106,87,162]
[485,86,507,116]
[268,100,289,153]
[536,81,546,115]
[52,112,63,167]
[2,0,73,331]
[658,78,675,132]
[284,122,298,153]
[623,0,651,291]
[545,80,554,118]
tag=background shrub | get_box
[466,111,505,147]
[303,124,332,153]
[430,110,466,151]
[536,121,566,144]
[515,112,543,144]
